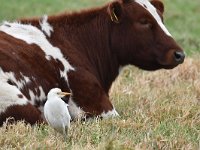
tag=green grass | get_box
[0,0,199,149]
[0,0,108,21]
[165,0,200,55]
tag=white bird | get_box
[44,88,71,139]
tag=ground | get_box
[0,0,199,149]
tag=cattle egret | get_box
[44,88,71,139]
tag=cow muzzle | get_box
[174,51,185,64]
[157,49,185,69]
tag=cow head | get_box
[108,0,185,70]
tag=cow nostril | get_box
[174,51,185,63]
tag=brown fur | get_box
[0,103,43,126]
[0,0,184,125]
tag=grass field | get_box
[0,0,199,149]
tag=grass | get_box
[0,0,199,149]
[164,0,200,55]
[1,59,200,149]
[0,0,108,21]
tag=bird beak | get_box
[58,92,71,97]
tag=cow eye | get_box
[139,18,148,24]
[139,18,152,28]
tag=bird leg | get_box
[62,124,67,141]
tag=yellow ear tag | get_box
[111,8,119,23]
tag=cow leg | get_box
[0,82,43,126]
[68,69,119,119]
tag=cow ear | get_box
[151,0,164,14]
[108,1,123,23]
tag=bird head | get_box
[47,88,71,99]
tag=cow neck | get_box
[48,7,120,93]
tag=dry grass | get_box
[0,57,200,150]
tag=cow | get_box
[0,0,185,126]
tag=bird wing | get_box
[44,100,60,126]
[44,98,71,134]
[60,103,71,128]
[44,102,52,125]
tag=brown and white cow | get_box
[0,0,184,125]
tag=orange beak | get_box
[58,92,71,97]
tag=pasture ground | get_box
[0,0,199,149]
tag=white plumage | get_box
[44,88,71,139]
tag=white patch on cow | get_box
[68,97,85,119]
[0,69,28,113]
[20,72,31,83]
[0,69,31,90]
[28,90,35,104]
[101,108,119,119]
[118,65,123,74]
[29,86,46,104]
[24,76,30,83]
[28,86,46,120]
[39,15,53,37]
[0,22,74,82]
[38,86,46,100]
[135,0,172,36]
